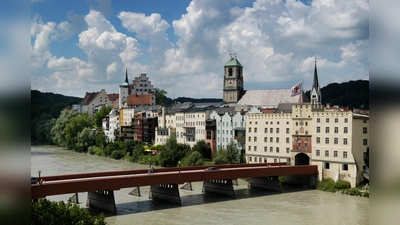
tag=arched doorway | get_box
[294,153,310,165]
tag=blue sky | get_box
[31,0,369,98]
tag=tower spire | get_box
[310,56,321,104]
[312,57,319,90]
[125,67,129,84]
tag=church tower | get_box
[223,54,244,103]
[119,67,130,108]
[310,59,321,105]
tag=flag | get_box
[291,81,303,96]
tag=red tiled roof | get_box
[126,94,152,106]
[112,98,119,109]
[81,92,99,105]
[107,93,119,101]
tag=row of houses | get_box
[73,56,368,187]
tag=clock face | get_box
[229,81,233,85]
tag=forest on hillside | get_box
[305,80,369,110]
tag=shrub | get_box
[334,180,351,190]
[110,150,124,160]
[316,178,336,192]
[345,188,362,196]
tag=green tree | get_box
[192,140,211,160]
[33,113,56,144]
[155,88,167,106]
[65,113,94,150]
[31,198,106,225]
[183,151,204,166]
[212,141,240,165]
[94,106,112,128]
[76,127,96,152]
[159,134,190,167]
[51,110,80,147]
[96,133,107,149]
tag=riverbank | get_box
[316,178,369,198]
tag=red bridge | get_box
[31,163,318,214]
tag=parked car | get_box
[205,167,220,171]
[31,176,38,185]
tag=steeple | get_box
[310,57,321,105]
[312,60,319,90]
[125,67,129,84]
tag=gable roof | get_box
[126,94,152,106]
[237,89,303,108]
[112,98,119,109]
[107,93,119,102]
[81,92,98,105]
[225,57,243,67]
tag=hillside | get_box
[305,80,369,110]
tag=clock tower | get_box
[223,54,244,103]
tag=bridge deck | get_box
[31,163,317,199]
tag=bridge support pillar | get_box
[287,174,318,188]
[202,179,236,198]
[86,190,116,214]
[149,184,181,206]
[248,176,281,192]
[180,182,193,191]
[69,193,79,204]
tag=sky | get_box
[31,0,369,99]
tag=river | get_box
[31,145,369,225]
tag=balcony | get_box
[234,136,246,141]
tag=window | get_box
[317,118,320,123]
[249,156,252,162]
[296,122,298,126]
[305,143,308,148]
[325,127,330,133]
[317,127,320,133]
[270,147,273,152]
[254,146,257,151]
[270,137,273,142]
[254,128,258,133]
[335,118,338,123]
[334,127,338,133]
[248,137,251,142]
[342,164,348,171]
[276,128,279,133]
[343,138,348,145]
[259,158,262,163]
[264,137,268,142]
[326,118,329,123]
[286,128,290,134]
[316,137,320,143]
[363,139,368,145]
[265,128,268,133]
[324,162,330,169]
[334,138,338,144]
[316,150,320,156]
[274,159,277,162]
[249,127,251,132]
[248,146,251,151]
[298,142,301,148]
[325,138,329,144]
[334,151,338,157]
[264,147,267,152]
[363,127,367,134]
[254,137,257,142]
[344,118,348,123]
[363,119,367,123]
[270,128,273,133]
[344,127,348,133]
[325,150,329,157]
[286,148,290,153]
[276,137,279,143]
[343,151,348,158]
[276,147,279,153]
[286,138,290,143]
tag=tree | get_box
[94,106,112,128]
[192,140,211,160]
[76,127,96,152]
[51,110,80,147]
[155,88,167,106]
[96,133,107,149]
[159,134,190,167]
[212,141,240,165]
[65,113,94,150]
[31,198,106,225]
[183,151,203,166]
[212,148,229,165]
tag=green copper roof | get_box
[225,57,243,67]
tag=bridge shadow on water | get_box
[88,182,314,218]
